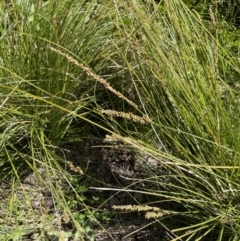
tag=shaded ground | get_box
[0,138,172,240]
[64,139,169,240]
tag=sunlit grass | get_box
[0,0,239,240]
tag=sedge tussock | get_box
[50,47,138,109]
[101,109,151,124]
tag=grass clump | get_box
[0,0,240,240]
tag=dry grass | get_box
[50,47,138,109]
[101,109,151,124]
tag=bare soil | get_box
[0,138,171,240]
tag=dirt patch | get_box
[0,138,171,240]
[64,138,171,240]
